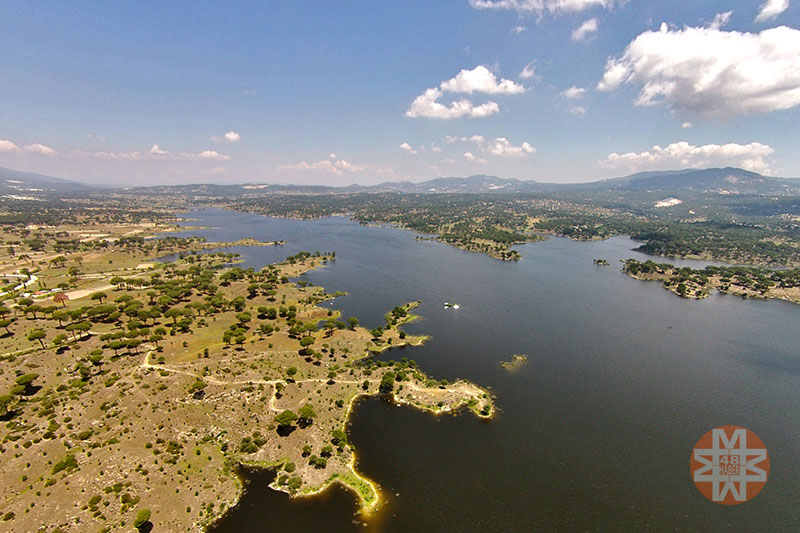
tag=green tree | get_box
[27,328,46,348]
[297,403,316,427]
[0,318,13,335]
[133,509,152,529]
[274,410,298,428]
[379,372,396,394]
[347,316,359,330]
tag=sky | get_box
[1,1,799,186]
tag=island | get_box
[500,354,528,371]
[621,258,800,304]
[0,220,493,532]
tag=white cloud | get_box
[399,142,418,154]
[598,23,800,118]
[470,0,617,17]
[86,144,229,161]
[440,66,526,95]
[212,131,241,143]
[462,151,488,164]
[755,0,790,22]
[280,157,364,175]
[682,121,693,128]
[449,135,536,158]
[568,105,587,114]
[512,25,527,34]
[572,18,598,41]
[601,141,774,174]
[197,150,229,160]
[23,143,58,156]
[406,90,500,119]
[431,144,443,153]
[519,62,539,80]
[708,11,732,30]
[406,66,525,120]
[405,88,500,119]
[487,137,536,157]
[561,86,586,99]
[0,139,21,152]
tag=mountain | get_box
[1,166,798,198]
[0,167,93,197]
[577,167,800,195]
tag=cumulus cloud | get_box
[463,152,488,164]
[568,105,587,114]
[572,18,598,41]
[439,66,526,95]
[597,23,800,118]
[755,0,790,22]
[406,66,525,119]
[561,86,586,99]
[449,135,536,158]
[399,142,418,154]
[487,137,536,157]
[470,0,617,17]
[601,141,774,174]
[0,139,21,152]
[280,155,364,175]
[512,25,527,34]
[682,121,693,128]
[212,131,241,143]
[405,88,500,119]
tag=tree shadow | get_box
[137,521,154,533]
[276,425,296,437]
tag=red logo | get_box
[691,425,769,505]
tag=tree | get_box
[347,317,359,330]
[274,410,297,428]
[331,429,347,445]
[14,373,39,395]
[27,329,46,348]
[133,509,152,529]
[53,333,68,349]
[297,403,316,427]
[0,318,13,335]
[53,292,69,307]
[91,291,107,303]
[299,335,315,355]
[379,372,395,394]
[0,394,15,418]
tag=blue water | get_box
[177,208,799,532]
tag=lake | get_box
[176,208,798,532]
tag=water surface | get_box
[179,208,799,532]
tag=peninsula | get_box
[0,221,492,532]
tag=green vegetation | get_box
[622,259,800,303]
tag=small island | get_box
[500,354,528,371]
[621,258,800,304]
[593,258,609,266]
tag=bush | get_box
[133,508,151,528]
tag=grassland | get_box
[0,223,492,532]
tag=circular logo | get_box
[691,425,769,505]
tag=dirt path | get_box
[61,283,115,300]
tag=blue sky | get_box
[1,1,799,185]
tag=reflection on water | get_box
[181,209,798,532]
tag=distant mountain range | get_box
[2,165,799,198]
[0,167,91,197]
